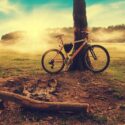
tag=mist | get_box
[0,2,72,53]
[0,0,125,53]
[90,29,125,43]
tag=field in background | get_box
[99,43,125,82]
[0,42,125,82]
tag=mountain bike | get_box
[41,31,110,74]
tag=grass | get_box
[0,42,125,83]
[100,43,125,82]
[0,50,43,77]
[0,43,125,125]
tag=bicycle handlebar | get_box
[81,31,90,34]
[54,34,64,38]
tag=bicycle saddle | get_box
[55,34,64,38]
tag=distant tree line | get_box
[48,24,125,43]
[92,24,125,32]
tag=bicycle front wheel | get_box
[41,49,65,74]
[85,45,110,73]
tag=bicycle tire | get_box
[41,49,65,74]
[84,45,110,73]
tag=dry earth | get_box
[0,71,125,125]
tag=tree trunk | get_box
[69,0,88,71]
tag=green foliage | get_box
[0,50,43,77]
[0,41,125,83]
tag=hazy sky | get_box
[0,0,125,36]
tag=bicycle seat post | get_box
[60,36,64,46]
[57,36,63,46]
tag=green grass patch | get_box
[0,43,125,82]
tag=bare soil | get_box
[0,71,125,125]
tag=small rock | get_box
[77,82,80,85]
[8,79,15,83]
[47,116,53,121]
[74,96,79,99]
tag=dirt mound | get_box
[0,72,125,125]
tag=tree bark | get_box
[69,0,88,71]
[0,91,89,113]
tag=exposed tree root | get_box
[0,91,89,113]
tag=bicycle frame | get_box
[56,36,88,66]
[42,33,110,73]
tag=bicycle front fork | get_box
[90,47,97,60]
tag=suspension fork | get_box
[89,46,97,60]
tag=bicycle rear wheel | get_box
[41,49,65,74]
[84,45,110,73]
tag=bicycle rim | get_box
[85,45,110,73]
[42,49,65,74]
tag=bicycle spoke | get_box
[42,49,65,74]
[85,45,110,73]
